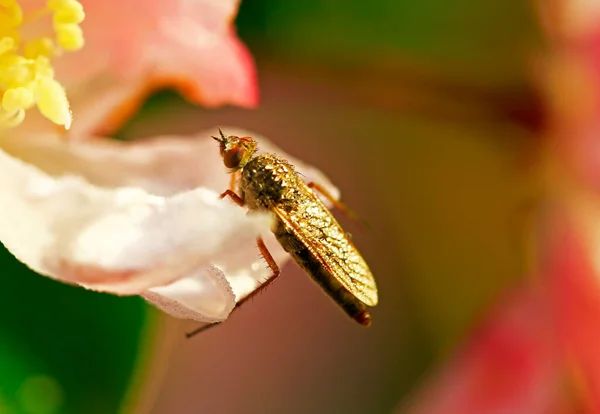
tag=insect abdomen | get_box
[273,221,371,326]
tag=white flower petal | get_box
[0,146,272,297]
[0,127,341,320]
[141,264,235,322]
[0,127,340,200]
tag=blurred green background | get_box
[0,0,541,413]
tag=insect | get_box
[186,129,378,338]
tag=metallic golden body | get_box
[204,129,378,330]
[240,153,378,319]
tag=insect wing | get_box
[272,187,378,306]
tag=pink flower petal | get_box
[57,0,257,108]
[13,1,256,137]
[402,289,560,414]
[144,29,258,108]
[544,210,600,412]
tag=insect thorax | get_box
[240,153,300,211]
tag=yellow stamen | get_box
[0,2,22,28]
[3,86,33,112]
[0,0,85,129]
[24,38,55,59]
[0,36,14,54]
[0,107,24,127]
[55,23,83,51]
[51,0,84,25]
[33,55,54,78]
[36,77,70,129]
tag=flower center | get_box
[0,0,85,129]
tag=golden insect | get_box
[186,129,378,337]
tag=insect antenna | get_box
[211,126,226,142]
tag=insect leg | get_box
[237,237,281,307]
[229,171,240,192]
[185,237,281,339]
[307,182,370,230]
[219,189,245,207]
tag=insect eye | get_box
[223,147,244,169]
